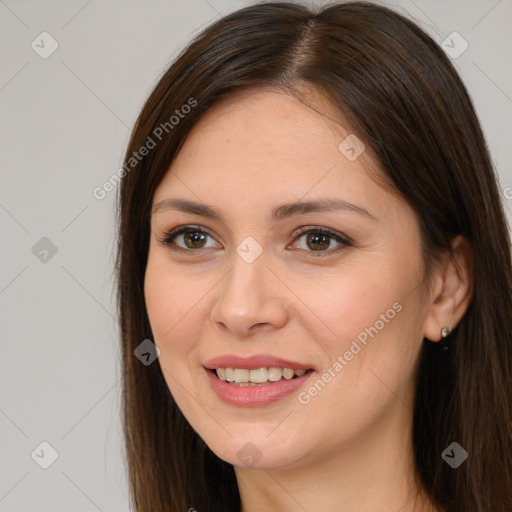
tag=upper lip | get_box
[204,354,315,371]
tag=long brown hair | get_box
[115,2,512,510]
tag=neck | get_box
[234,400,436,512]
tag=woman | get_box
[116,2,512,511]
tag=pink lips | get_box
[203,354,315,407]
[203,354,315,371]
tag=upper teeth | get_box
[216,367,307,383]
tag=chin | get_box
[200,428,308,470]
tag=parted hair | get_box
[116,2,512,510]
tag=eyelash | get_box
[157,225,352,257]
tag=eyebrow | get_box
[152,197,378,222]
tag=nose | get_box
[210,249,289,337]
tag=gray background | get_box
[1,0,510,510]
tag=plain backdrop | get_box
[1,0,511,510]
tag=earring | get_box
[441,326,451,339]
[425,325,453,353]
[437,325,452,353]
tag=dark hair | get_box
[116,2,512,510]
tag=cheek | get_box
[144,262,200,405]
[144,258,203,357]
[288,277,421,449]
[308,266,402,348]
[304,261,424,396]
[144,258,223,438]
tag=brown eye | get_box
[304,232,330,251]
[159,226,221,252]
[292,227,352,256]
[182,230,208,249]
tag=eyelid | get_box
[291,226,352,245]
[289,226,352,256]
[157,224,220,250]
[157,224,352,256]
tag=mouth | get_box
[208,367,315,386]
[203,356,316,407]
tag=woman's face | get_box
[144,88,431,470]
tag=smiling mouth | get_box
[209,367,314,386]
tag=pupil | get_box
[185,231,206,248]
[307,233,329,251]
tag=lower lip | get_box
[204,368,315,407]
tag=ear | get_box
[423,235,473,342]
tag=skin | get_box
[144,88,472,512]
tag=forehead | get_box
[153,89,395,220]
[178,88,355,165]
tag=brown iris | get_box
[305,232,330,251]
[183,230,207,249]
